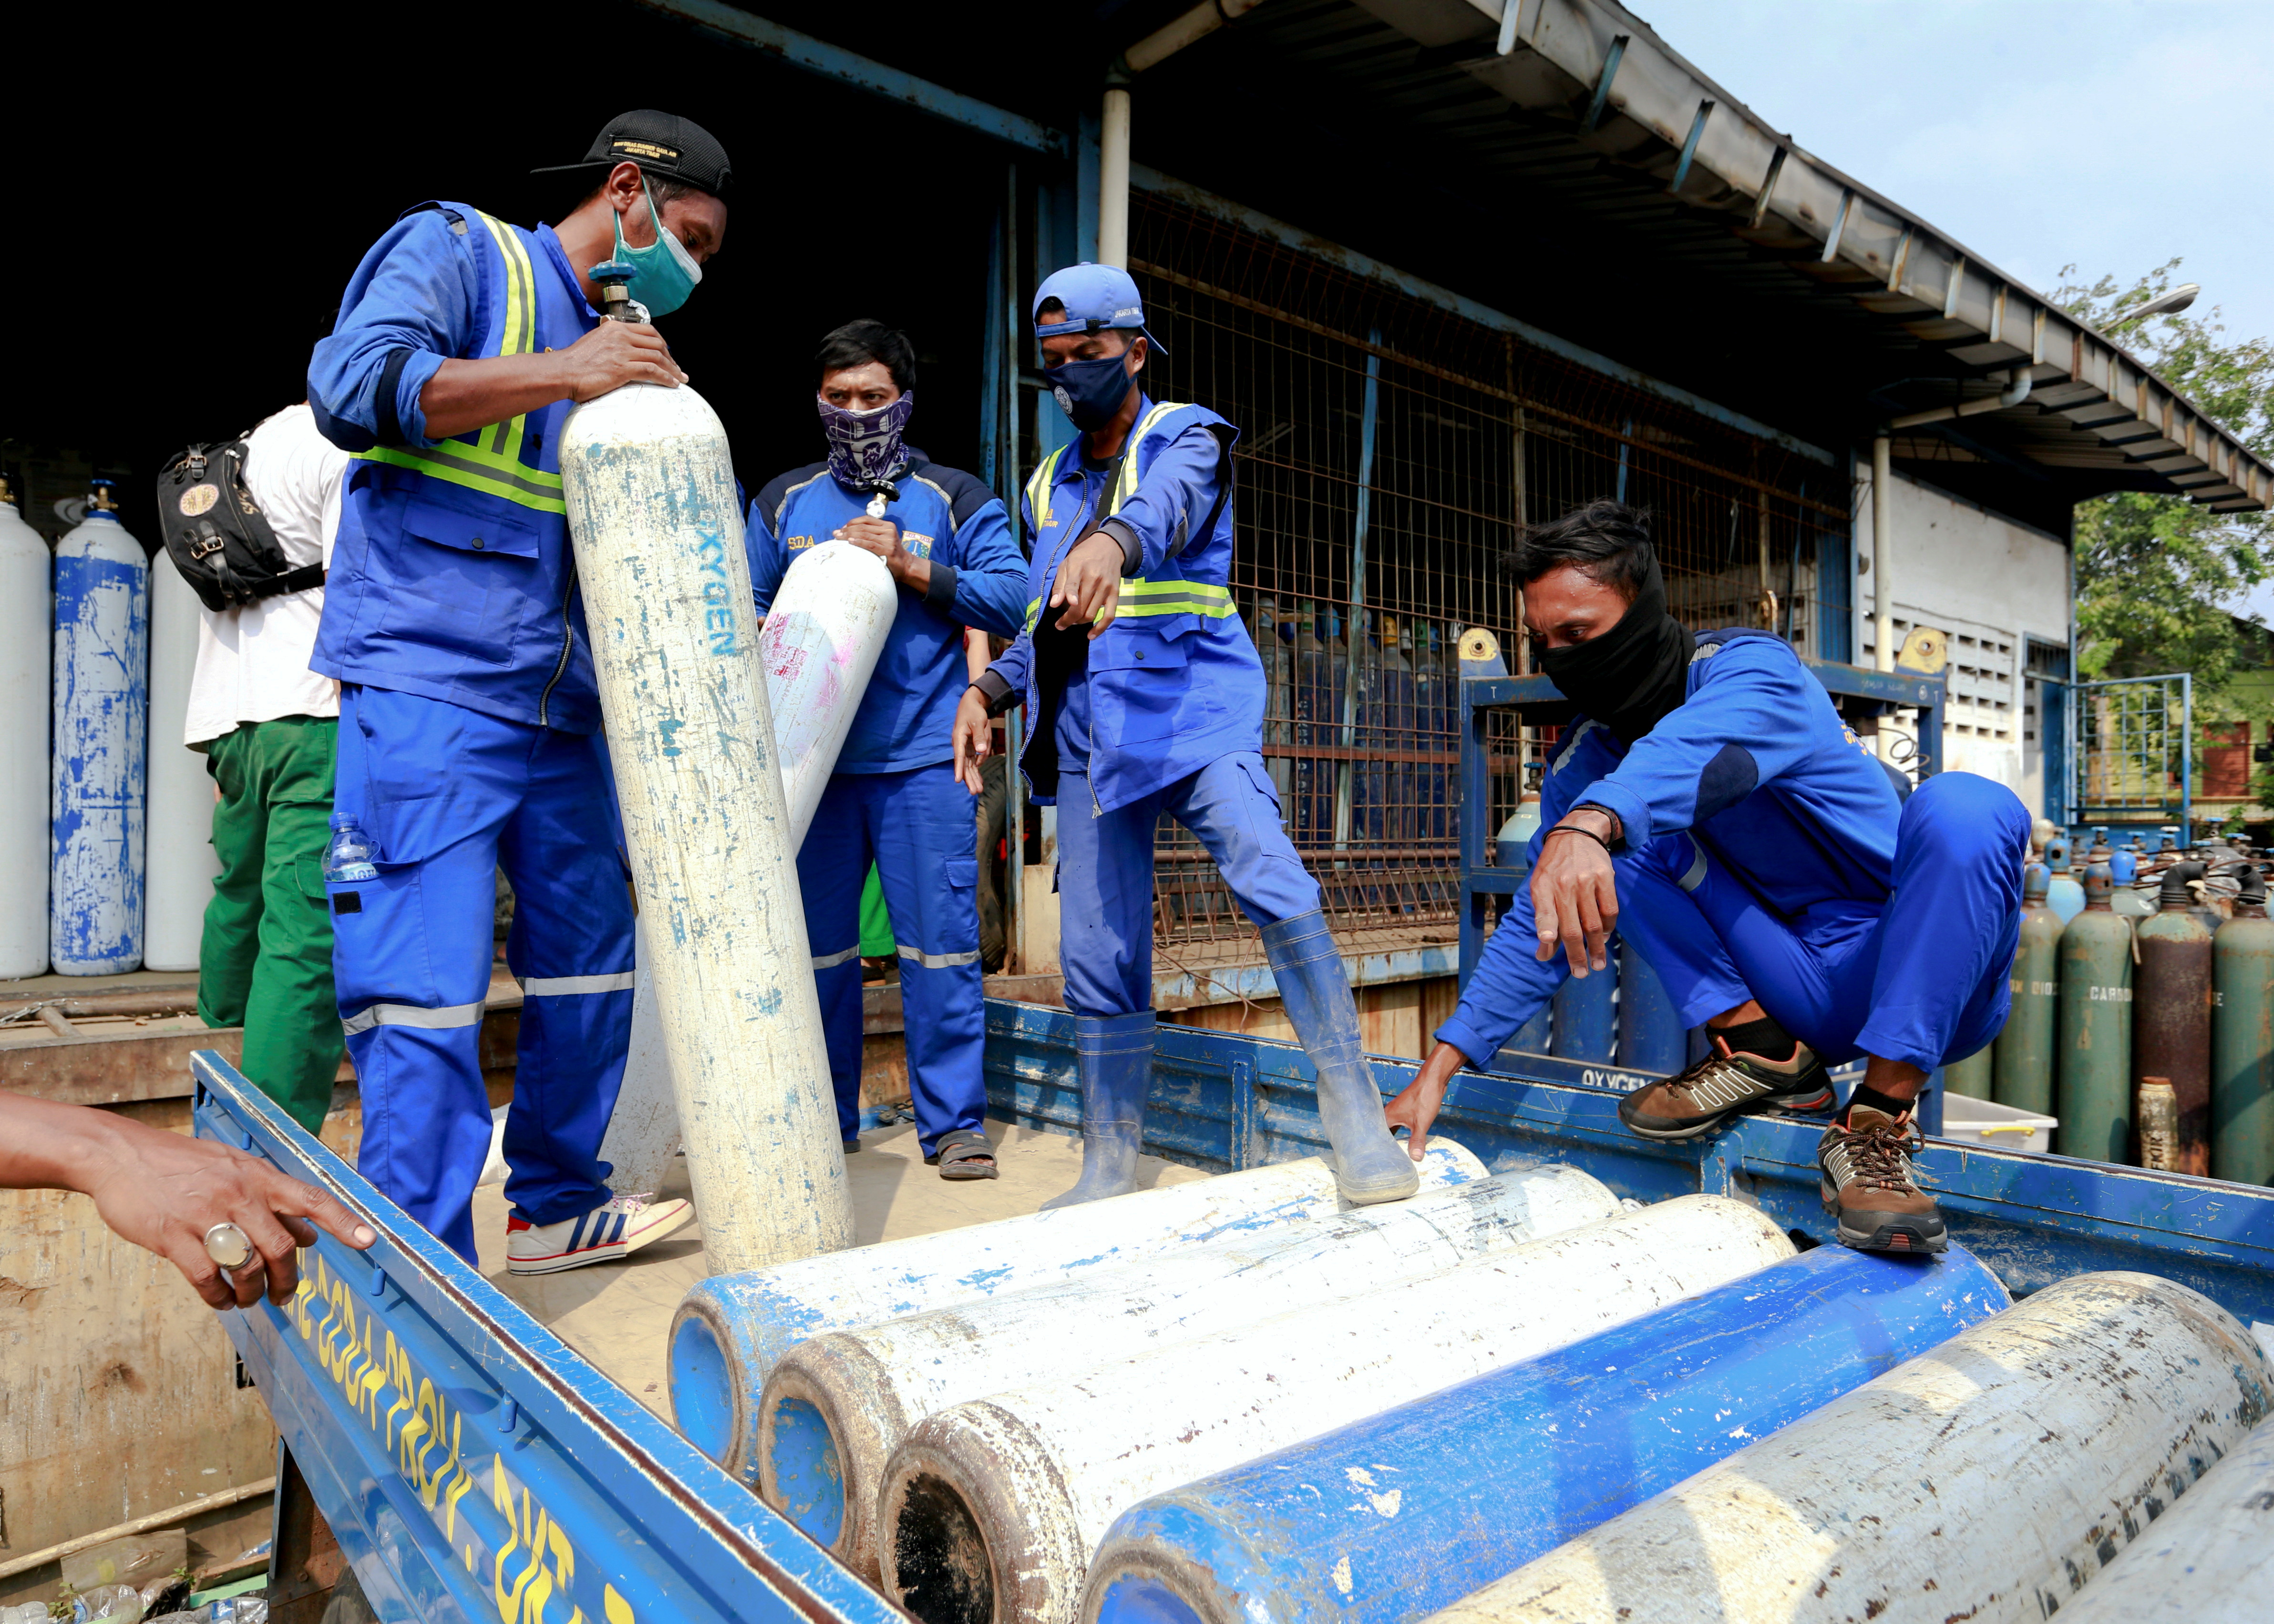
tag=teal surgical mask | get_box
[610,179,702,318]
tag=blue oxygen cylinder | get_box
[2111,837,2140,885]
[2044,835,2086,925]
[1083,1243,2011,1624]
[1550,931,1618,1063]
[1615,937,1688,1074]
[51,480,149,975]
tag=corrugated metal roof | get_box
[1272,0,2270,512]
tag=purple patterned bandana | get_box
[818,392,915,491]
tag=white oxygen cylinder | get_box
[0,477,48,977]
[598,505,898,1189]
[759,500,898,849]
[51,482,149,975]
[596,914,681,1198]
[144,561,219,969]
[559,336,854,1275]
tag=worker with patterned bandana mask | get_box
[1385,500,2029,1254]
[950,263,1420,1210]
[745,320,1029,1180]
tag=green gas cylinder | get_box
[2212,864,2274,1185]
[1994,864,2060,1115]
[2056,863,2134,1164]
[2134,860,2215,1176]
[1943,1044,1994,1100]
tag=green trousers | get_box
[199,716,344,1135]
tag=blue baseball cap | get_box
[1033,262,1166,353]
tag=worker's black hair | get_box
[574,171,704,212]
[817,319,917,394]
[1508,500,1657,602]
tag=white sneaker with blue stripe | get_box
[506,1194,694,1275]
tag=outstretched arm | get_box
[0,1090,375,1311]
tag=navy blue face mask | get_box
[1045,351,1138,432]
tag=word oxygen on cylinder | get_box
[559,339,854,1275]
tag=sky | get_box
[1631,0,2274,343]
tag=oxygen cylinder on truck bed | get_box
[759,509,897,849]
[593,915,678,1200]
[1993,863,2059,1114]
[51,479,148,975]
[2134,860,2214,1175]
[0,474,48,978]
[1083,1243,2011,1624]
[1428,1273,2274,1624]
[1615,935,1687,1074]
[143,559,219,970]
[2057,863,2133,1164]
[1549,935,1616,1063]
[2212,864,2274,1185]
[558,264,853,1275]
[2044,834,2085,924]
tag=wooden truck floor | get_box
[474,1117,1209,1418]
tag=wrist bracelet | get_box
[1543,823,1616,856]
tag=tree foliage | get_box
[2053,260,2274,709]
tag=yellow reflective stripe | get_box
[350,445,567,514]
[473,212,535,463]
[1022,595,1043,634]
[1026,445,1067,533]
[1108,401,1185,515]
[1117,577,1235,617]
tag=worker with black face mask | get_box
[1386,501,2029,1257]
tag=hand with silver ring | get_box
[0,1088,376,1312]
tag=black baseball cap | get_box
[533,110,733,199]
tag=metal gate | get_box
[2073,673,2192,833]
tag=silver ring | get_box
[204,1222,255,1271]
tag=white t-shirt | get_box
[183,403,349,745]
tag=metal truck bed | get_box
[193,1000,2274,1624]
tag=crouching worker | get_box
[951,264,1418,1209]
[306,112,727,1270]
[1386,501,2027,1253]
[746,321,1027,1178]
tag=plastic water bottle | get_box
[322,814,379,883]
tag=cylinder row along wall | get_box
[1954,859,2274,1184]
[1116,192,1845,959]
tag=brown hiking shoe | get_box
[1818,1106,1946,1254]
[1615,1034,1835,1141]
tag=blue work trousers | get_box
[797,762,986,1155]
[1614,771,2028,1071]
[1058,753,1321,1018]
[330,685,634,1263]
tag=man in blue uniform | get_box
[950,264,1419,1209]
[747,320,1028,1177]
[1384,501,2030,1253]
[307,111,727,1271]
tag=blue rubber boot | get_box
[1262,911,1422,1204]
[1041,1010,1158,1210]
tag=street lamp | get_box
[2114,283,2201,325]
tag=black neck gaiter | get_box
[1535,555,1693,746]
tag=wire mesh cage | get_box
[1124,191,1848,954]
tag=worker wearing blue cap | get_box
[951,263,1420,1208]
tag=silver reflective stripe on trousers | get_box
[520,971,637,996]
[810,945,862,971]
[898,944,982,970]
[1678,836,1710,893]
[341,998,487,1037]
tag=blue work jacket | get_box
[978,398,1253,815]
[308,200,604,732]
[1437,630,1909,1064]
[746,456,1028,773]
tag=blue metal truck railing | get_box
[188,1053,900,1624]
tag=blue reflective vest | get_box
[309,200,603,732]
[988,398,1255,814]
